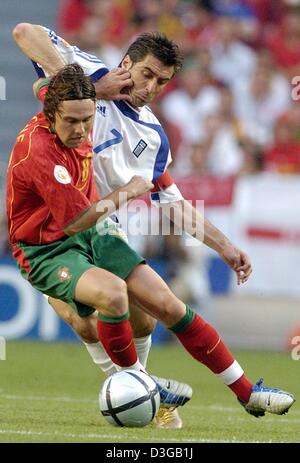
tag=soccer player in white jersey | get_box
[13,23,295,427]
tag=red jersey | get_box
[6,112,100,252]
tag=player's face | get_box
[53,99,95,148]
[121,54,174,108]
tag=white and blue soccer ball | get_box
[99,369,160,427]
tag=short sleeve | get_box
[35,27,109,82]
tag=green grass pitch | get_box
[0,341,299,443]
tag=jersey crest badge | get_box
[133,139,147,158]
[54,165,71,184]
[57,267,72,282]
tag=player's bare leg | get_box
[128,296,185,429]
[48,298,118,376]
[47,295,156,373]
[126,264,295,417]
[47,290,192,428]
[73,266,143,371]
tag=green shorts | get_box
[17,222,145,317]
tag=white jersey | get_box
[38,27,183,204]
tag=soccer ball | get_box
[99,369,160,427]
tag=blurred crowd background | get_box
[1,0,300,348]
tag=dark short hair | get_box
[44,63,96,122]
[125,32,183,75]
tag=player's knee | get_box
[95,280,128,317]
[107,283,128,316]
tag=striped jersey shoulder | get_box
[42,27,109,82]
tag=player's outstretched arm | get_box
[13,23,65,75]
[13,23,133,102]
[160,199,252,285]
[64,176,154,236]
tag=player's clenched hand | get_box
[94,68,133,102]
[125,176,154,199]
[219,243,252,285]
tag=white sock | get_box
[116,359,146,373]
[84,335,152,376]
[133,335,152,369]
[215,360,244,385]
[83,341,118,377]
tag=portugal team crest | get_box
[57,267,72,282]
[54,165,71,184]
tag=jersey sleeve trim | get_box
[152,170,174,192]
[90,67,109,83]
[36,79,50,102]
[31,60,46,78]
[150,183,183,204]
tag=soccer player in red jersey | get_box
[7,62,196,428]
[6,63,154,372]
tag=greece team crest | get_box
[133,139,147,158]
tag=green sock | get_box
[97,311,129,323]
[170,305,195,333]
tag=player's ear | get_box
[121,55,132,71]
